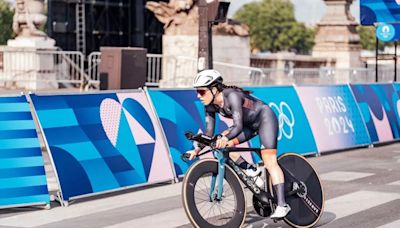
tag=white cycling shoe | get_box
[270,204,291,219]
[244,166,262,177]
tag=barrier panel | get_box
[295,85,371,153]
[147,89,254,176]
[246,86,318,156]
[360,0,400,25]
[392,83,400,119]
[0,95,49,209]
[30,91,175,203]
[350,83,400,143]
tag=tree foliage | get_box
[356,25,389,50]
[234,0,315,54]
[0,0,13,45]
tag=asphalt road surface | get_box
[0,142,400,228]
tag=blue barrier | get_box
[30,91,174,202]
[360,0,400,25]
[350,83,400,143]
[147,89,255,176]
[4,83,396,206]
[246,86,317,156]
[392,83,400,126]
[296,85,371,153]
[0,95,49,209]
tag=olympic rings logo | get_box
[269,102,295,140]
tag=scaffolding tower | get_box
[76,2,86,56]
[48,0,164,55]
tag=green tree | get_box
[234,0,315,54]
[0,0,13,45]
[357,25,389,50]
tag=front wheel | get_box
[269,153,324,228]
[182,158,246,228]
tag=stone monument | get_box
[1,0,57,90]
[9,0,55,47]
[146,0,250,87]
[312,0,362,82]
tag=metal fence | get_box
[145,55,400,87]
[87,52,165,88]
[87,51,101,89]
[146,54,163,86]
[0,49,89,91]
[87,52,400,88]
[234,67,398,85]
[281,67,397,85]
[2,49,397,91]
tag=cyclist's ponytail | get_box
[216,83,252,95]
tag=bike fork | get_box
[209,150,226,201]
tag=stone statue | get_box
[214,19,249,37]
[146,0,198,35]
[13,0,47,37]
[146,0,249,36]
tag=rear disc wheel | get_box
[269,153,324,228]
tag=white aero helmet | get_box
[193,69,223,88]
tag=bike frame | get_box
[208,147,274,203]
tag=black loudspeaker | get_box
[99,47,147,89]
[99,72,108,90]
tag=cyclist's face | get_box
[196,87,213,105]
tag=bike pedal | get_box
[272,218,283,223]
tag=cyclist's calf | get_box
[261,149,284,184]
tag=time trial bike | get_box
[181,132,324,228]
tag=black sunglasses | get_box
[196,89,208,96]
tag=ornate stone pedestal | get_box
[160,35,250,88]
[312,0,362,83]
[1,37,58,90]
[160,35,198,88]
[7,36,55,48]
[146,1,250,88]
[0,0,60,90]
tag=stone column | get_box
[312,0,362,82]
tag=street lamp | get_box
[208,0,230,23]
[198,0,231,71]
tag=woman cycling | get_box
[186,69,291,219]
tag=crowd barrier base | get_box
[54,179,176,207]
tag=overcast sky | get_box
[228,0,360,26]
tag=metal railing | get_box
[146,54,163,86]
[87,52,165,88]
[87,53,400,88]
[251,67,399,85]
[0,49,87,90]
[3,50,396,92]
[214,61,266,86]
[87,51,101,89]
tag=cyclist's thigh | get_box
[258,108,278,150]
[235,127,257,144]
[228,128,256,161]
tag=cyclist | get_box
[186,69,291,219]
